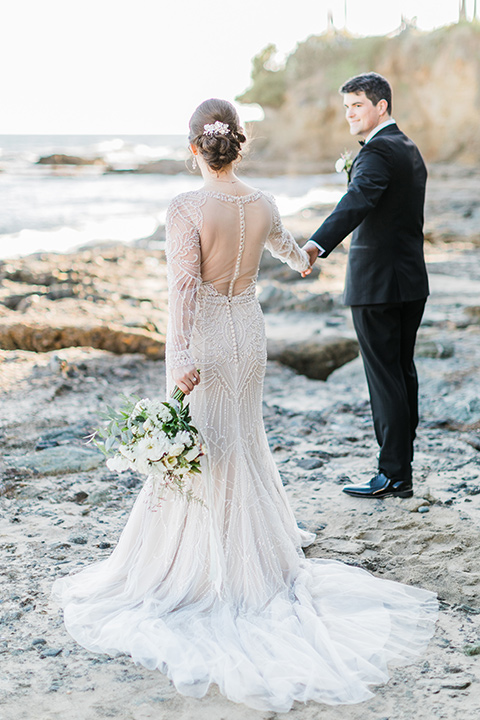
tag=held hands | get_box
[171,365,201,395]
[301,241,320,278]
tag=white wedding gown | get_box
[52,188,437,711]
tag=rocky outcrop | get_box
[238,23,480,167]
[0,320,165,358]
[267,336,359,380]
[36,154,106,166]
[0,245,168,359]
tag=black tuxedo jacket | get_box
[310,124,429,306]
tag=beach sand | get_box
[1,173,480,719]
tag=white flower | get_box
[149,400,171,423]
[162,455,178,469]
[169,443,185,457]
[183,446,197,462]
[174,431,191,446]
[335,150,353,174]
[143,418,155,432]
[133,399,148,415]
[136,435,167,461]
[119,444,137,461]
[106,455,131,472]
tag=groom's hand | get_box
[301,241,320,277]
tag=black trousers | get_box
[351,298,426,482]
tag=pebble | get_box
[418,506,430,513]
[70,491,89,503]
[440,679,471,690]
[40,648,63,657]
[69,535,88,545]
[32,638,47,646]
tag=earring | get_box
[192,155,197,170]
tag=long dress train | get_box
[52,188,437,711]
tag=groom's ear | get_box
[377,99,389,117]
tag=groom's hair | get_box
[340,73,392,114]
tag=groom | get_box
[303,72,429,499]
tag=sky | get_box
[1,0,476,135]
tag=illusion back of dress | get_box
[164,189,309,371]
[199,191,272,296]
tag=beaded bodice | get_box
[165,188,310,370]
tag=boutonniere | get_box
[335,150,353,175]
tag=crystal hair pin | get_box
[203,121,229,136]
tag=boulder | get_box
[268,336,359,380]
[4,446,104,475]
[36,154,106,166]
[0,320,165,359]
[259,252,321,283]
[129,159,187,174]
[258,282,333,313]
[415,337,455,358]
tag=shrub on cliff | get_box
[237,44,286,109]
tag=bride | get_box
[52,98,437,711]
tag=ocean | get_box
[0,134,346,259]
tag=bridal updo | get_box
[189,99,247,172]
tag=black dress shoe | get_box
[342,472,413,499]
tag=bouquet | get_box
[90,385,205,507]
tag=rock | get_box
[464,433,480,451]
[4,446,103,475]
[268,336,359,380]
[415,338,455,358]
[258,282,333,313]
[418,506,430,513]
[69,535,88,545]
[259,252,321,283]
[40,647,63,657]
[70,491,89,504]
[31,638,47,646]
[296,457,324,470]
[463,305,480,323]
[0,320,165,359]
[439,679,471,690]
[463,644,480,656]
[320,538,365,555]
[0,610,23,624]
[36,154,105,166]
[36,423,93,449]
[403,498,430,513]
[88,489,112,505]
[97,542,111,549]
[0,480,16,497]
[128,159,187,174]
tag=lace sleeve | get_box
[165,193,202,370]
[264,192,310,273]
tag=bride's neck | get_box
[201,165,238,186]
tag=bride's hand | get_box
[301,241,319,278]
[171,365,201,395]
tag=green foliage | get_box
[86,394,140,456]
[237,44,286,108]
[287,33,388,91]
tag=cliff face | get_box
[239,23,480,170]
